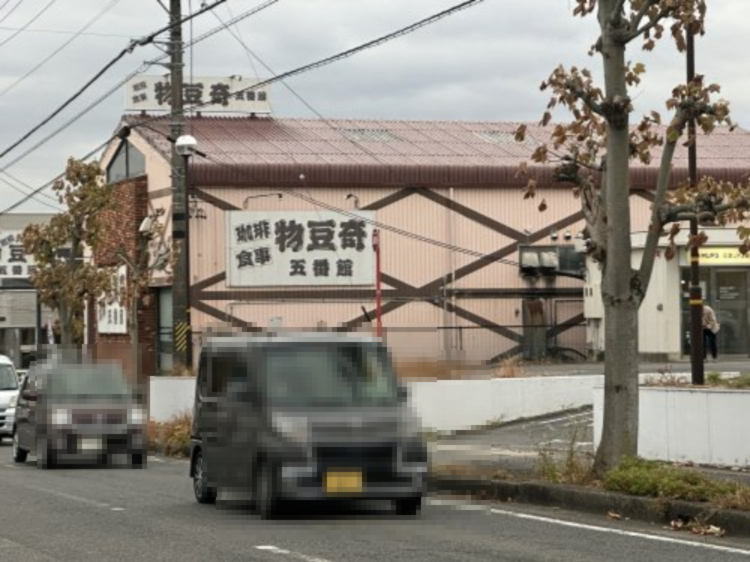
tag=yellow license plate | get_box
[324,470,363,494]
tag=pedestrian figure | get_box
[702,303,720,361]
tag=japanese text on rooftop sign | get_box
[226,211,376,287]
[0,231,37,278]
[124,75,271,114]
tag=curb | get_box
[427,474,750,538]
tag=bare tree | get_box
[516,0,750,473]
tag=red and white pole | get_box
[373,228,382,338]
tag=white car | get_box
[0,356,19,441]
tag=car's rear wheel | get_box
[193,451,217,504]
[255,461,281,520]
[394,496,422,516]
[12,431,27,463]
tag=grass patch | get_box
[395,360,483,381]
[604,457,750,510]
[536,427,597,486]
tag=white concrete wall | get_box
[149,377,195,422]
[593,385,750,467]
[148,375,605,431]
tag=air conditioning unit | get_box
[539,251,559,275]
[520,249,540,276]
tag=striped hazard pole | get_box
[174,321,191,355]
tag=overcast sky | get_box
[0,0,747,214]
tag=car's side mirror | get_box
[397,385,409,402]
[21,390,37,401]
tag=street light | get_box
[175,134,198,372]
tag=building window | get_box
[157,288,173,375]
[106,140,146,184]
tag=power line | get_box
[1,169,60,205]
[0,0,58,49]
[0,0,25,25]
[0,0,122,99]
[1,0,486,212]
[0,0,230,163]
[0,25,131,37]
[0,172,61,211]
[0,0,286,207]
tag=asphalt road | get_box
[2,444,750,561]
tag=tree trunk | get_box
[59,301,73,346]
[130,298,140,386]
[593,5,640,474]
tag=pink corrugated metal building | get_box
[94,115,750,373]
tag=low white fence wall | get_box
[593,385,750,467]
[149,377,195,422]
[149,374,604,430]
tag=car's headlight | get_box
[272,414,309,443]
[8,394,17,408]
[128,407,147,425]
[51,408,70,425]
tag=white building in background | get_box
[585,226,750,362]
[0,213,59,368]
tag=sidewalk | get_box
[428,407,750,486]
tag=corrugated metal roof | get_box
[123,115,750,189]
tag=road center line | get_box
[255,545,336,562]
[24,485,112,509]
[488,507,750,556]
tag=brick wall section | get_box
[93,175,157,384]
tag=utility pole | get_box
[687,28,704,385]
[170,0,191,374]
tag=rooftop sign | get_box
[124,75,271,114]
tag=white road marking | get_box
[488,508,750,556]
[111,507,125,511]
[24,485,112,509]
[148,456,165,463]
[255,545,335,562]
[431,444,537,457]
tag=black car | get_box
[190,332,429,519]
[13,362,147,469]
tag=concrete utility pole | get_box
[170,0,192,373]
[687,28,704,385]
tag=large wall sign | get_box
[684,247,750,266]
[124,75,271,114]
[226,211,376,287]
[0,231,37,278]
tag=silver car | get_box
[0,360,19,441]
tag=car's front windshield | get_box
[261,342,399,408]
[0,365,17,390]
[44,364,131,399]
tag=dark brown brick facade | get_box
[93,175,157,384]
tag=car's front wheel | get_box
[192,451,217,504]
[12,431,27,463]
[394,496,422,516]
[255,461,281,520]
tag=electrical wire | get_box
[1,0,486,212]
[0,0,24,25]
[0,0,122,99]
[0,25,131,37]
[0,0,230,163]
[0,0,286,208]
[0,0,58,49]
[1,169,61,206]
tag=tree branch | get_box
[638,119,687,293]
[566,79,604,116]
[629,0,658,31]
[626,5,673,43]
[609,0,628,26]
